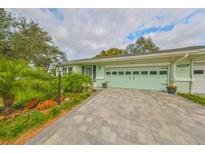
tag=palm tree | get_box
[0,57,55,114]
[0,58,25,113]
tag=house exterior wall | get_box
[174,59,192,93]
[73,65,82,73]
[64,53,205,94]
[96,65,105,87]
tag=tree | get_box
[0,9,66,71]
[0,8,16,57]
[96,48,128,57]
[0,57,55,114]
[126,36,159,54]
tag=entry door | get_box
[85,66,93,81]
[193,63,205,93]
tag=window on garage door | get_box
[106,72,111,75]
[141,71,148,75]
[133,71,139,75]
[119,71,124,75]
[112,71,117,75]
[125,71,132,75]
[159,70,167,75]
[150,71,157,75]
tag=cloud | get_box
[8,8,205,60]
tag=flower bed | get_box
[0,92,92,144]
[0,96,66,121]
[36,99,56,111]
[23,98,39,112]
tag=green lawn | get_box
[178,93,205,106]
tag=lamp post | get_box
[57,62,62,105]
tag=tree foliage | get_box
[96,48,128,57]
[126,36,159,54]
[0,57,57,114]
[0,9,66,71]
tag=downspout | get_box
[190,59,193,94]
[173,53,189,82]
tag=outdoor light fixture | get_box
[57,62,63,105]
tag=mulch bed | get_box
[0,96,65,121]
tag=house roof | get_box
[65,46,205,65]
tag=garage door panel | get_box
[105,66,168,91]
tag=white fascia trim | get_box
[105,63,170,68]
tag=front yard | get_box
[0,91,94,144]
[0,57,93,144]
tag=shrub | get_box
[26,110,47,128]
[48,106,61,118]
[13,89,39,110]
[62,73,92,93]
[9,121,26,138]
[60,102,70,110]
[0,127,7,139]
[0,110,47,140]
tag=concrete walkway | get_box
[27,88,205,144]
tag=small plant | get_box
[102,81,108,88]
[48,106,61,118]
[167,83,177,94]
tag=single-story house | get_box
[62,46,205,94]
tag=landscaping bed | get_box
[178,93,205,106]
[0,91,94,144]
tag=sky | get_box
[9,8,205,60]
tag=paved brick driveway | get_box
[27,88,205,144]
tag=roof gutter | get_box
[67,49,205,65]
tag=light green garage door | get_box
[105,66,169,91]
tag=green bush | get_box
[26,110,47,127]
[62,73,92,93]
[13,90,39,109]
[9,122,26,138]
[12,76,58,110]
[60,102,70,110]
[48,106,61,118]
[0,110,47,140]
